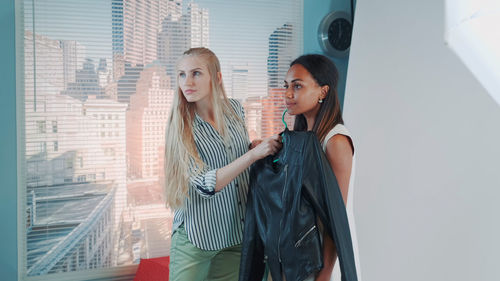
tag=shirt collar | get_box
[194,111,204,125]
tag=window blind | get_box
[20,0,302,279]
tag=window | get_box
[65,157,73,169]
[39,142,47,153]
[51,121,58,133]
[36,121,46,134]
[20,0,302,279]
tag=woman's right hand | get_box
[250,134,282,161]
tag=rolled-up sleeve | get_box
[189,168,217,198]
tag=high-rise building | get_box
[97,58,113,88]
[126,65,174,180]
[112,1,210,264]
[112,0,180,63]
[24,31,65,100]
[63,59,105,101]
[231,65,249,100]
[158,15,189,85]
[166,0,183,21]
[184,3,210,48]
[116,63,143,104]
[112,0,191,104]
[123,65,175,263]
[24,87,127,273]
[243,96,262,141]
[84,97,128,260]
[111,0,169,67]
[111,0,124,57]
[260,88,294,138]
[261,23,296,137]
[158,1,209,86]
[267,23,294,88]
[83,96,127,193]
[60,40,86,89]
[24,31,128,273]
[26,182,115,276]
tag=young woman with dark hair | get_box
[284,54,361,281]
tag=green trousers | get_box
[169,225,242,281]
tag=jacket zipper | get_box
[278,164,288,263]
[294,225,317,248]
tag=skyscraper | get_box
[24,31,128,273]
[231,65,249,100]
[166,0,183,21]
[267,23,294,88]
[116,62,143,104]
[262,23,296,137]
[158,1,209,86]
[112,0,194,103]
[111,0,169,67]
[111,0,124,57]
[157,15,189,85]
[97,58,113,88]
[184,3,210,48]
[63,59,104,101]
[260,88,294,138]
[243,96,263,140]
[126,65,174,180]
[24,31,65,101]
[60,40,86,89]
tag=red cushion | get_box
[134,256,170,281]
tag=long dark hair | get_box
[291,54,344,143]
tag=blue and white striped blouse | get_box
[172,98,251,251]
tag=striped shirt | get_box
[172,99,251,251]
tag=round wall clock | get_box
[318,11,352,58]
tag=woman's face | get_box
[284,64,326,116]
[177,55,213,104]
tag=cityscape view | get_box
[22,0,301,276]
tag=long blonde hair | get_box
[164,47,245,209]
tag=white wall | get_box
[344,0,500,280]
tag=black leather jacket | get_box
[239,129,358,281]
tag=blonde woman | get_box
[164,47,281,281]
